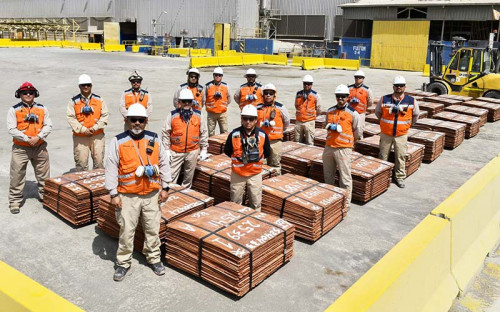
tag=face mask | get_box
[130,128,143,135]
[181,109,193,122]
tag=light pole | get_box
[152,10,167,47]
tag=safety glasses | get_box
[246,75,256,78]
[181,100,193,104]
[130,117,146,124]
[21,91,35,96]
[263,91,275,96]
[354,76,364,79]
[189,75,198,79]
[303,82,312,86]
[213,74,223,77]
[394,84,406,88]
[242,116,256,122]
[79,84,92,88]
[336,94,348,99]
[131,80,141,84]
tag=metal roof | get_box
[342,0,500,7]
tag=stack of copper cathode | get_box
[308,152,394,203]
[165,201,295,297]
[417,101,445,118]
[43,169,107,226]
[406,90,437,97]
[290,115,327,129]
[422,95,462,107]
[437,94,473,102]
[444,105,488,127]
[261,174,348,241]
[192,154,276,204]
[313,128,327,147]
[96,186,214,250]
[414,118,466,149]
[283,125,296,142]
[433,112,481,138]
[280,142,324,176]
[407,128,445,163]
[462,100,500,122]
[363,123,381,137]
[207,133,229,155]
[354,135,425,177]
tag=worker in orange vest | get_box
[173,68,205,111]
[294,74,322,145]
[234,68,263,110]
[348,70,374,137]
[120,71,152,130]
[205,67,231,136]
[162,89,208,188]
[66,74,109,171]
[7,82,52,214]
[224,105,270,211]
[323,84,361,205]
[375,76,420,188]
[257,83,290,174]
[105,104,171,282]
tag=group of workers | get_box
[7,66,418,281]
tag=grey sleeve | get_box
[199,117,209,149]
[234,87,241,104]
[173,86,181,108]
[119,93,128,119]
[411,99,420,125]
[280,105,290,129]
[158,139,172,187]
[67,100,86,133]
[147,92,153,117]
[374,96,384,120]
[94,99,109,131]
[161,114,172,149]
[7,107,29,142]
[38,106,53,140]
[367,88,374,108]
[352,111,362,141]
[315,93,322,115]
[226,85,232,105]
[105,137,120,195]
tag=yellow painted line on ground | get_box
[0,261,84,312]
[484,263,500,279]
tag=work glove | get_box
[390,105,400,114]
[350,97,360,104]
[336,124,343,133]
[198,149,209,161]
[325,123,337,131]
[166,150,172,162]
[269,120,276,127]
[246,94,256,101]
[261,120,270,127]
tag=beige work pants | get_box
[379,133,407,181]
[9,142,50,207]
[268,140,282,174]
[170,149,199,188]
[73,132,105,171]
[207,111,228,137]
[359,113,366,139]
[230,171,262,211]
[115,191,161,269]
[294,120,315,145]
[322,146,353,203]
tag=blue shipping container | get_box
[339,37,371,66]
[244,39,273,54]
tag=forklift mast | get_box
[428,41,444,79]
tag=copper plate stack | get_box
[414,118,466,149]
[365,113,379,124]
[281,142,324,176]
[283,125,296,142]
[309,152,394,203]
[366,106,375,114]
[192,154,276,204]
[476,97,500,105]
[363,123,381,137]
[165,201,295,297]
[417,101,445,118]
[422,96,462,107]
[313,128,327,147]
[43,169,107,226]
[261,174,347,241]
[438,94,473,102]
[290,115,327,129]
[462,100,500,122]
[433,112,480,138]
[444,105,488,127]
[406,90,437,97]
[407,128,445,163]
[354,135,425,177]
[207,133,229,155]
[96,186,214,250]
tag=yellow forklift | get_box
[424,34,500,98]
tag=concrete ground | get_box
[0,48,499,312]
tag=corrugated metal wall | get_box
[0,0,114,18]
[270,0,355,40]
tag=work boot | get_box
[38,192,44,203]
[10,205,20,214]
[395,179,406,188]
[151,262,165,276]
[113,266,129,282]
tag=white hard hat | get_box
[78,74,92,85]
[303,74,314,83]
[335,84,350,95]
[179,88,194,101]
[354,70,365,78]
[393,76,406,85]
[245,68,257,77]
[241,105,258,117]
[262,83,276,92]
[126,103,148,117]
[187,68,200,76]
[213,67,223,75]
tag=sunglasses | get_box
[336,94,348,99]
[303,82,313,86]
[80,84,92,88]
[130,117,146,123]
[21,91,35,96]
[246,75,256,78]
[263,91,275,96]
[189,75,198,79]
[354,76,364,79]
[242,116,256,122]
[214,74,223,77]
[394,84,406,88]
[131,80,141,84]
[181,100,193,104]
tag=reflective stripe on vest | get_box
[124,89,149,110]
[205,82,229,114]
[231,130,266,177]
[295,90,318,122]
[348,84,370,114]
[379,94,415,137]
[257,103,285,141]
[170,110,202,153]
[325,106,356,148]
[238,83,262,109]
[72,94,104,137]
[13,102,46,147]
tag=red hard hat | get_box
[18,82,37,92]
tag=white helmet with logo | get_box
[187,68,200,77]
[213,67,223,75]
[245,68,257,77]
[78,74,92,85]
[241,104,258,117]
[126,103,148,117]
[354,70,365,77]
[179,88,194,101]
[303,74,314,83]
[334,84,350,95]
[393,76,406,85]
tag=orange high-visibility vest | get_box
[72,93,104,137]
[179,83,204,111]
[348,84,370,114]
[326,105,356,148]
[205,81,229,114]
[295,90,319,122]
[169,109,202,153]
[379,94,415,137]
[230,129,266,177]
[117,131,161,195]
[13,102,46,147]
[257,102,285,140]
[238,82,262,109]
[123,88,149,110]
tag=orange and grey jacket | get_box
[173,83,205,111]
[120,88,152,118]
[66,93,109,136]
[295,89,321,122]
[161,109,209,153]
[348,83,373,115]
[325,105,361,148]
[204,81,231,114]
[234,82,263,109]
[7,101,52,147]
[257,101,290,141]
[375,94,420,137]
